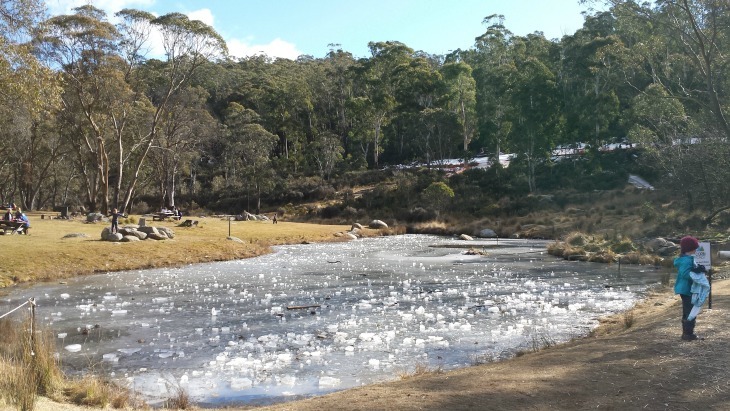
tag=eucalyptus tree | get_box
[309,131,344,180]
[150,86,217,208]
[322,48,356,158]
[440,61,477,154]
[223,102,278,213]
[603,0,730,217]
[560,11,621,149]
[117,11,227,213]
[38,5,127,212]
[605,0,730,138]
[385,53,448,165]
[0,0,62,209]
[508,34,562,192]
[467,15,517,165]
[351,41,413,167]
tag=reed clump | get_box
[0,316,63,410]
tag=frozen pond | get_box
[2,235,665,406]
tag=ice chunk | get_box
[60,293,70,299]
[102,353,118,362]
[279,375,296,386]
[318,376,341,388]
[57,333,67,339]
[65,344,82,353]
[230,377,253,390]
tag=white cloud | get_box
[44,0,155,17]
[44,1,303,61]
[187,8,214,27]
[227,37,303,61]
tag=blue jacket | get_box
[689,271,710,307]
[673,254,694,296]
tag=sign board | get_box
[695,242,712,268]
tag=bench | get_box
[0,220,25,235]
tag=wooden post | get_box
[29,297,36,356]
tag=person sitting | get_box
[14,209,30,235]
[3,208,12,221]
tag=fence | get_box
[0,297,37,350]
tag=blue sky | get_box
[44,0,605,59]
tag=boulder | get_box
[645,238,674,253]
[344,233,358,240]
[106,233,123,242]
[477,228,497,238]
[118,227,136,236]
[87,212,105,223]
[101,227,111,240]
[459,234,473,241]
[62,233,89,239]
[129,231,147,240]
[138,226,160,236]
[657,245,680,257]
[333,232,344,237]
[227,236,244,243]
[121,235,141,242]
[351,223,364,230]
[157,227,175,239]
[349,227,361,236]
[146,232,167,240]
[369,219,388,229]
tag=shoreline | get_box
[247,278,730,410]
[11,278,728,411]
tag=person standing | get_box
[109,208,125,234]
[674,236,704,341]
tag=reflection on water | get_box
[2,235,664,406]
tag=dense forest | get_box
[0,0,728,225]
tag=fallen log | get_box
[286,304,321,310]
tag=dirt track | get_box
[248,279,730,411]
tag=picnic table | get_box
[152,211,181,221]
[0,220,25,234]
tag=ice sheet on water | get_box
[9,235,664,406]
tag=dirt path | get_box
[248,279,730,411]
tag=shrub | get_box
[566,232,588,246]
[131,201,150,215]
[320,205,341,219]
[404,207,437,223]
[610,240,636,254]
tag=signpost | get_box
[695,242,712,308]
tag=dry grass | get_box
[0,213,353,288]
[63,375,133,409]
[0,316,64,410]
[165,385,191,410]
[397,362,440,380]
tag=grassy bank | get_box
[0,213,355,290]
